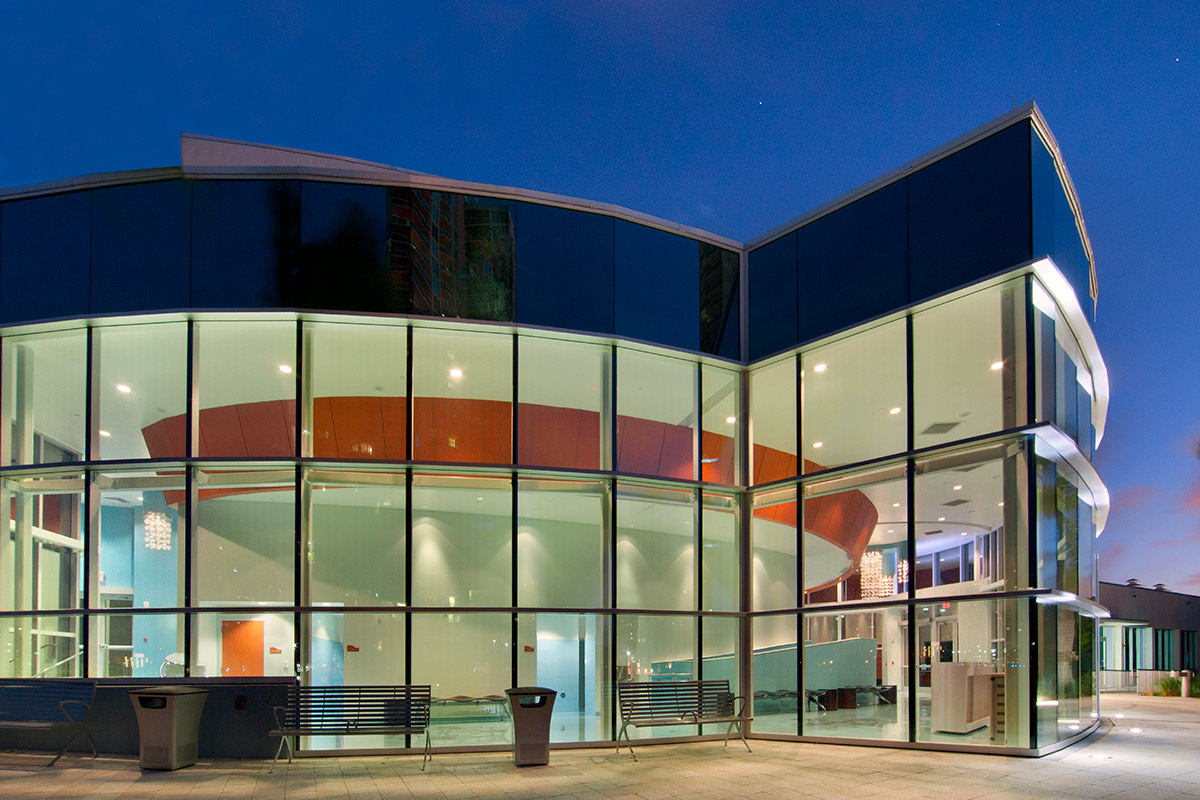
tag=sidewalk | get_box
[2,694,1198,799]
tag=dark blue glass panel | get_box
[513,202,614,334]
[796,181,907,342]
[90,181,191,314]
[615,220,699,350]
[700,244,740,359]
[1032,131,1091,308]
[191,180,300,308]
[284,181,393,312]
[747,232,798,361]
[0,191,90,324]
[392,189,516,320]
[908,121,1033,303]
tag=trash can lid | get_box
[128,685,211,696]
[505,686,555,696]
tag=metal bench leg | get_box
[46,724,96,767]
[616,722,637,761]
[269,735,292,774]
[731,721,751,753]
[421,729,431,771]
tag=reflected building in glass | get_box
[0,102,1107,756]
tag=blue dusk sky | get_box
[2,2,1197,590]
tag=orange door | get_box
[221,620,264,676]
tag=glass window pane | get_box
[2,330,86,465]
[194,469,295,605]
[516,613,611,743]
[517,478,607,609]
[97,322,188,460]
[190,611,295,678]
[802,606,907,741]
[915,442,1030,596]
[517,336,609,471]
[617,614,698,738]
[616,484,694,612]
[747,232,798,361]
[95,471,185,616]
[306,470,406,607]
[615,220,699,351]
[918,597,1030,748]
[197,321,297,458]
[1,472,84,614]
[701,616,740,724]
[701,493,738,613]
[0,192,90,323]
[0,615,82,678]
[749,358,796,485]
[699,244,740,360]
[751,613,797,734]
[700,364,739,485]
[802,320,906,472]
[913,280,1027,448]
[751,486,797,612]
[412,328,512,464]
[411,474,510,608]
[307,322,407,460]
[91,613,183,679]
[412,612,511,746]
[616,349,695,480]
[802,464,908,607]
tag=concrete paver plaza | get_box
[2,694,1198,799]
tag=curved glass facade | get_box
[0,107,1106,756]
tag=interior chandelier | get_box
[143,510,172,551]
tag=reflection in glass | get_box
[616,349,695,480]
[913,280,1027,448]
[917,597,1029,748]
[699,244,740,360]
[306,470,406,607]
[701,616,740,719]
[749,357,796,484]
[802,606,907,740]
[802,320,906,472]
[517,613,611,743]
[412,613,511,746]
[0,615,82,678]
[411,474,510,608]
[91,614,183,678]
[701,364,739,485]
[751,486,797,611]
[802,464,907,606]
[1,473,84,615]
[617,615,697,738]
[915,442,1029,596]
[97,323,187,460]
[197,321,297,458]
[702,493,738,613]
[193,469,295,605]
[2,330,86,465]
[412,328,512,464]
[616,484,694,611]
[518,336,609,470]
[751,613,797,734]
[517,478,607,609]
[307,323,407,460]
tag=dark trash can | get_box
[128,686,210,769]
[505,686,557,766]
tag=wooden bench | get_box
[0,681,98,767]
[617,680,751,760]
[269,685,432,772]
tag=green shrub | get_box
[1159,676,1182,696]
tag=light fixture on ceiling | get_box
[813,363,827,373]
[116,384,132,394]
[953,485,963,491]
[889,407,901,415]
[99,430,112,437]
[450,367,463,379]
[892,502,900,508]
[990,361,1003,371]
[279,364,293,374]
[725,416,736,424]
[812,441,823,448]
[938,516,946,522]
[143,510,172,551]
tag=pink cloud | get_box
[1181,485,1200,511]
[1180,573,1200,589]
[1112,485,1159,510]
[1100,543,1128,562]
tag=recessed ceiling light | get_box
[953,485,963,491]
[889,407,901,415]
[998,501,1005,507]
[887,529,894,534]
[278,364,293,374]
[961,532,968,536]
[938,517,946,522]
[450,367,463,379]
[813,363,827,373]
[725,416,736,424]
[892,502,900,507]
[116,384,132,393]
[990,361,1003,371]
[812,441,823,448]
[99,430,112,437]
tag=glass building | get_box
[0,103,1108,755]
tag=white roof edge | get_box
[1032,257,1109,445]
[0,167,183,200]
[179,133,743,250]
[1033,425,1110,536]
[744,103,1042,250]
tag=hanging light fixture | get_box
[143,510,172,551]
